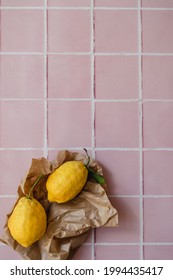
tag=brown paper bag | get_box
[0,150,118,260]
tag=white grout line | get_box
[1,147,173,151]
[2,98,173,102]
[43,0,48,159]
[1,52,173,55]
[91,0,95,261]
[0,7,173,11]
[138,0,144,260]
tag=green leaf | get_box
[89,168,106,185]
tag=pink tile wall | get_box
[0,0,173,260]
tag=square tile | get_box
[95,56,139,99]
[1,0,44,6]
[144,245,173,260]
[142,0,173,8]
[142,11,173,53]
[95,151,140,195]
[72,245,92,260]
[95,102,139,148]
[143,56,173,99]
[48,55,91,98]
[144,151,173,195]
[143,102,173,148]
[95,0,138,7]
[96,198,140,243]
[48,101,92,148]
[48,0,91,6]
[48,10,91,52]
[0,101,44,148]
[95,245,140,260]
[0,197,17,237]
[0,10,44,52]
[144,198,173,242]
[0,245,22,260]
[0,150,43,195]
[95,10,138,52]
[0,55,44,99]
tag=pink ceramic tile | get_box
[95,10,138,52]
[95,102,139,148]
[95,56,138,99]
[95,0,138,7]
[72,245,92,260]
[0,245,22,260]
[0,197,17,237]
[48,0,91,6]
[48,101,92,148]
[95,151,140,195]
[48,55,91,98]
[0,101,44,148]
[143,102,173,148]
[143,56,173,99]
[1,10,44,52]
[144,198,173,242]
[96,198,140,243]
[144,151,173,195]
[142,11,173,53]
[144,245,173,260]
[0,55,44,99]
[142,0,173,8]
[48,10,91,52]
[0,150,43,195]
[1,0,44,6]
[95,245,140,260]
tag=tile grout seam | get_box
[2,52,173,55]
[91,0,96,261]
[138,0,144,260]
[44,0,48,159]
[0,7,173,11]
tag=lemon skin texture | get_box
[8,197,47,248]
[46,161,88,203]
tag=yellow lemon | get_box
[46,161,88,203]
[8,197,47,248]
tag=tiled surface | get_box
[144,198,173,243]
[142,0,173,8]
[143,56,173,99]
[0,0,173,260]
[48,0,91,7]
[143,102,173,148]
[95,10,138,52]
[1,0,44,6]
[0,10,44,52]
[48,55,91,98]
[142,11,173,53]
[0,55,44,98]
[95,0,138,7]
[143,151,173,195]
[95,102,139,148]
[95,56,139,99]
[95,151,140,195]
[48,10,91,52]
[95,245,140,260]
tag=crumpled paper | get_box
[0,150,118,260]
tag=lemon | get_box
[8,197,47,248]
[46,161,88,203]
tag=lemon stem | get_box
[83,148,90,168]
[26,174,43,199]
